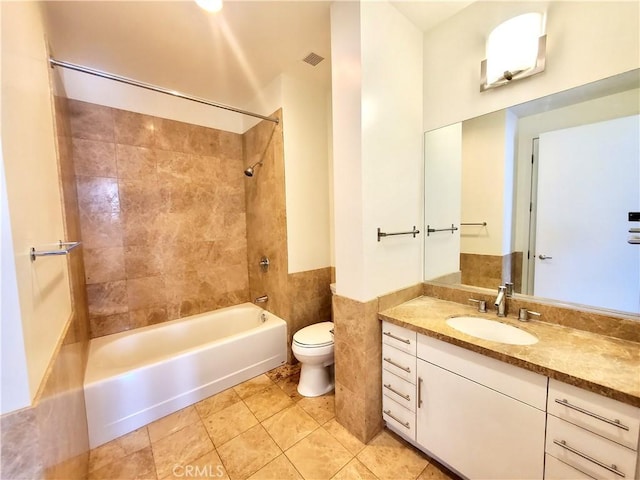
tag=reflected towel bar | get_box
[427,224,458,236]
[377,226,420,242]
[30,241,82,261]
[461,222,487,227]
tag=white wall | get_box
[423,1,640,131]
[58,68,246,133]
[330,1,366,300]
[332,0,423,301]
[424,123,461,280]
[460,111,507,256]
[1,1,72,407]
[281,75,331,273]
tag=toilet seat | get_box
[293,321,334,348]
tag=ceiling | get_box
[43,1,472,109]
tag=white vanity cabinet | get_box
[381,322,417,441]
[415,334,547,480]
[380,320,640,480]
[544,379,640,480]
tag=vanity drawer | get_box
[382,369,416,412]
[544,454,594,480]
[383,396,416,441]
[548,379,640,450]
[546,415,637,480]
[382,321,416,355]
[417,333,547,410]
[382,344,416,384]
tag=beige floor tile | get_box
[202,400,259,447]
[265,363,301,383]
[416,463,456,480]
[297,393,335,424]
[276,373,304,402]
[285,427,353,480]
[148,406,201,443]
[152,422,214,479]
[357,430,428,480]
[233,374,274,399]
[89,446,156,480]
[195,388,242,418]
[262,404,320,450]
[244,384,294,421]
[331,458,378,480]
[248,454,303,480]
[323,419,366,455]
[89,427,150,472]
[160,450,229,480]
[217,424,282,480]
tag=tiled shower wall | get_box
[68,100,250,337]
[244,111,332,361]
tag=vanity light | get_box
[195,0,222,13]
[480,13,546,92]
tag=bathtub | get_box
[84,302,287,448]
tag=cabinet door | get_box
[416,359,545,480]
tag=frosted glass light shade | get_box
[195,0,223,13]
[483,13,545,88]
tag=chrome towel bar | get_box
[377,226,420,242]
[461,222,487,226]
[30,241,81,261]
[427,224,458,236]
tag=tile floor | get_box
[88,366,457,480]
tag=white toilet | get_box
[292,321,335,397]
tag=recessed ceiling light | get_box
[195,0,223,13]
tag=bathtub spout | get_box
[255,295,269,303]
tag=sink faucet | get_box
[494,286,507,317]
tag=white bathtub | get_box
[84,302,287,448]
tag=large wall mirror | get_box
[424,69,640,315]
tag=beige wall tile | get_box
[72,138,117,178]
[86,281,128,316]
[84,247,125,284]
[116,144,156,179]
[114,109,155,147]
[69,100,114,142]
[126,276,167,310]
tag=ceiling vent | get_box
[302,52,324,67]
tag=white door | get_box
[534,115,640,313]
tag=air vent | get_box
[302,52,324,67]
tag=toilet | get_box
[292,321,335,397]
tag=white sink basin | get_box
[446,316,538,345]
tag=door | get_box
[534,115,640,313]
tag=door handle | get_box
[538,254,553,260]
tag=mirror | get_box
[424,69,640,315]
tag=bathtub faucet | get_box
[254,295,269,303]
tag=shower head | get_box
[244,161,262,177]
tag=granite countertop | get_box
[379,296,640,408]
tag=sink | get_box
[446,316,538,345]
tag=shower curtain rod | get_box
[49,58,279,124]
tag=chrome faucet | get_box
[494,286,507,317]
[254,295,268,303]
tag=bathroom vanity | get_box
[379,296,640,480]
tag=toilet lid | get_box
[293,321,334,347]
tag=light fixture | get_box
[480,13,546,92]
[195,0,222,13]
